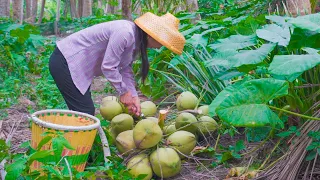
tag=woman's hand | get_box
[120,92,141,116]
[120,91,134,107]
[131,97,141,116]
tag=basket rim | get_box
[31,109,101,131]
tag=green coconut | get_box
[175,112,198,134]
[163,124,177,135]
[115,130,136,155]
[146,117,158,123]
[109,128,118,141]
[198,105,209,116]
[100,100,123,121]
[141,101,157,116]
[150,147,181,178]
[111,114,134,135]
[102,96,118,103]
[197,116,218,135]
[133,119,163,149]
[167,131,196,158]
[176,91,198,111]
[127,154,153,180]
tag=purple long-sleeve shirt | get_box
[56,20,141,97]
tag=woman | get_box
[49,12,185,117]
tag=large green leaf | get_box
[209,79,247,117]
[209,34,257,52]
[206,44,275,69]
[265,15,291,27]
[205,50,238,68]
[214,69,245,81]
[201,27,225,36]
[269,53,320,81]
[302,47,320,54]
[215,78,288,128]
[256,24,291,46]
[181,25,202,36]
[186,34,208,47]
[288,13,320,33]
[229,43,276,67]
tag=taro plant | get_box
[206,13,320,129]
[149,4,270,103]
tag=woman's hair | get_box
[137,26,149,84]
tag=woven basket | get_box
[30,109,101,172]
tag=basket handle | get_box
[98,126,111,162]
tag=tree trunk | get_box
[70,0,78,18]
[104,2,108,14]
[13,0,23,23]
[54,0,61,35]
[37,0,45,23]
[82,0,92,17]
[78,0,83,17]
[310,0,317,13]
[64,0,69,19]
[315,0,320,12]
[186,0,201,23]
[97,0,102,9]
[31,0,38,23]
[116,0,121,14]
[106,0,115,14]
[286,0,311,16]
[26,0,32,19]
[0,0,10,17]
[175,3,186,14]
[121,0,131,20]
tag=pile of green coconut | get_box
[99,91,218,179]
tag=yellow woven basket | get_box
[30,109,101,172]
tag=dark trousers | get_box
[49,47,95,116]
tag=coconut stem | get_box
[158,109,168,130]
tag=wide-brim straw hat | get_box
[134,12,186,55]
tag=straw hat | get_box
[134,12,186,55]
